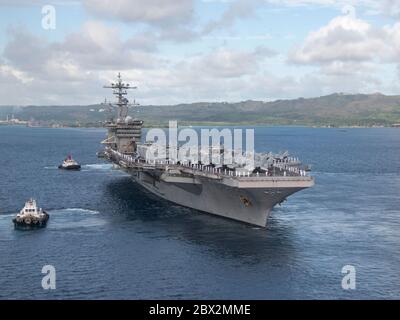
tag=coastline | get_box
[0,122,397,129]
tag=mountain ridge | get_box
[1,92,400,127]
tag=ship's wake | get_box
[82,164,113,171]
[50,208,100,215]
[43,208,105,230]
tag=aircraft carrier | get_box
[99,74,314,227]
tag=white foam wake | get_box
[0,213,16,219]
[50,208,100,215]
[82,164,113,170]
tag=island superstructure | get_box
[99,74,314,227]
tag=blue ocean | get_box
[0,126,399,299]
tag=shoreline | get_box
[0,123,397,129]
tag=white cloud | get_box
[0,0,80,6]
[82,0,194,26]
[285,11,400,99]
[184,46,275,78]
[3,22,161,78]
[1,1,400,105]
[202,0,400,33]
[203,0,260,33]
[0,64,33,84]
[0,22,166,104]
[288,14,388,64]
[81,0,200,43]
[60,21,161,70]
[274,0,400,18]
[289,11,400,66]
[0,33,279,104]
[383,22,400,62]
[124,32,159,52]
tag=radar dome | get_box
[125,116,134,124]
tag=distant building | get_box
[0,114,28,125]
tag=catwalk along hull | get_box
[124,168,314,227]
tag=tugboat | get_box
[58,154,81,170]
[12,199,49,230]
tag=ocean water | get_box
[0,125,399,299]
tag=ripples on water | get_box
[0,126,399,299]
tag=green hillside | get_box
[1,93,400,127]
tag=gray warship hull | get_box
[115,163,314,227]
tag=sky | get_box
[0,0,400,105]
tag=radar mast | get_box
[101,73,143,155]
[103,72,139,121]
